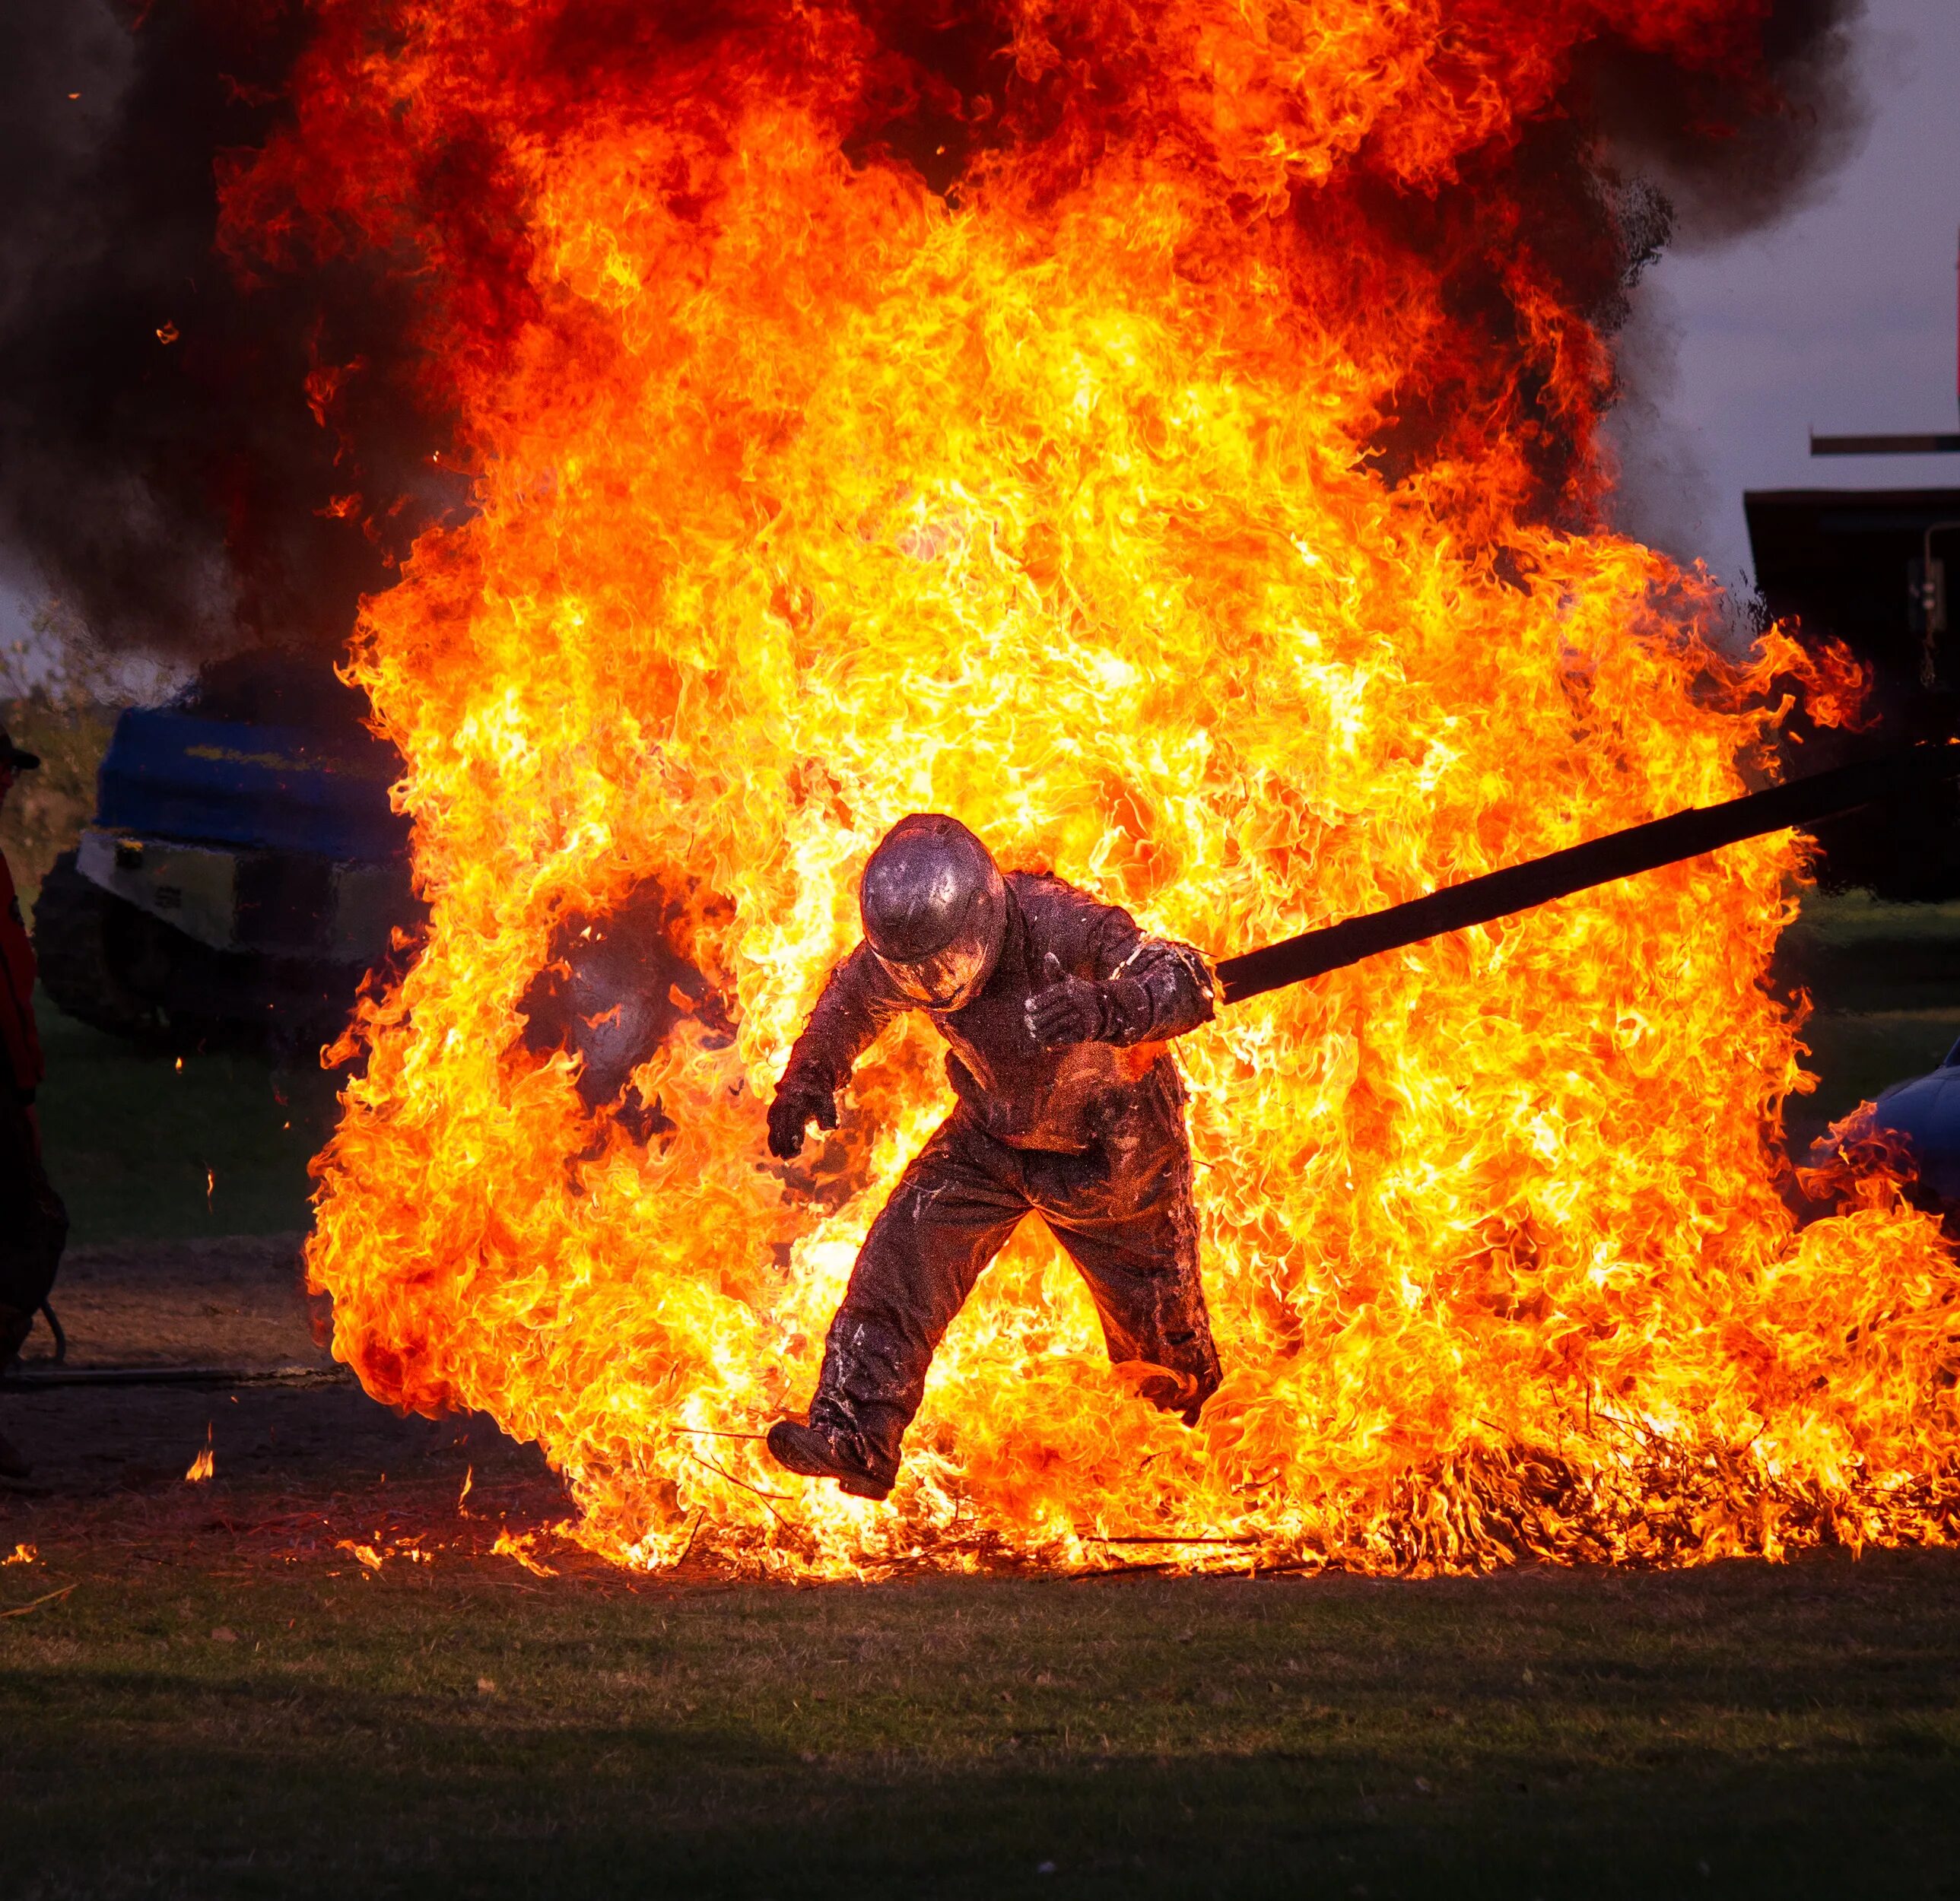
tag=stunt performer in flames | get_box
[764,814,1221,1500]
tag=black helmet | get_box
[860,814,1006,1008]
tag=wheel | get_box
[29,850,166,1041]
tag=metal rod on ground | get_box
[0,1364,350,1392]
[1215,742,1960,1007]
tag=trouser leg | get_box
[1033,1074,1220,1416]
[810,1112,1028,1475]
[0,1096,63,1366]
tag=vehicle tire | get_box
[30,851,166,1041]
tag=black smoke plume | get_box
[0,0,1870,667]
[0,0,456,665]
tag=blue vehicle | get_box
[32,650,417,1049]
[1812,1042,1960,1208]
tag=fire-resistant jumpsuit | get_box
[778,871,1221,1480]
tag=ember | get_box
[491,1530,562,1580]
[228,1,1959,1576]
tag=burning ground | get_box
[5,1194,1958,1896]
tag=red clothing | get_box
[0,850,43,1102]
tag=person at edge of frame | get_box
[761,811,1221,1502]
[0,726,68,1480]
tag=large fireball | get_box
[233,0,1960,1573]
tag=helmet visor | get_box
[876,934,993,1010]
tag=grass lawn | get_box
[31,989,341,1245]
[2,1543,1958,1899]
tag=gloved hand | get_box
[1024,950,1110,1049]
[767,1075,838,1160]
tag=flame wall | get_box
[233,0,1959,1573]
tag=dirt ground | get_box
[19,1233,325,1374]
[4,1239,1958,1899]
[1,1238,565,1560]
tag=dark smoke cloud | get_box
[0,0,456,665]
[0,0,1875,666]
[1355,0,1872,526]
[1591,0,1873,251]
[1588,0,1871,570]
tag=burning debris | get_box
[154,0,1960,1577]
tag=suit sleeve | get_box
[1078,893,1215,1046]
[778,943,908,1094]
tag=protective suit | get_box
[764,814,1218,1500]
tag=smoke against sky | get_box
[1616,0,1960,587]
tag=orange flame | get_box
[185,1430,214,1485]
[335,1534,436,1573]
[491,1529,561,1579]
[230,1,1960,1575]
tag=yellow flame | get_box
[491,1530,561,1579]
[185,1432,214,1485]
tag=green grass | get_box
[2,1550,1957,1899]
[32,988,341,1244]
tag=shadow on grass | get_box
[5,1556,1958,1899]
[7,1686,1956,1899]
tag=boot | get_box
[764,1418,895,1501]
[1120,1357,1218,1429]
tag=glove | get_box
[1024,950,1110,1049]
[767,1076,838,1160]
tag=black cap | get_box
[0,728,39,772]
